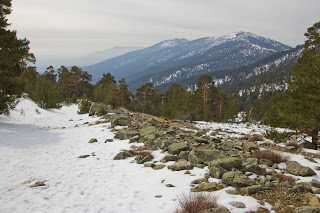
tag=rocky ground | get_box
[95,109,320,213]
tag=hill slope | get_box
[83,32,291,84]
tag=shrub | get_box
[78,96,91,114]
[174,193,219,213]
[254,150,288,164]
[275,173,296,183]
[264,129,295,144]
[96,104,108,116]
[285,142,302,149]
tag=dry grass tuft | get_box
[285,142,302,149]
[275,173,296,183]
[174,193,219,213]
[254,150,288,164]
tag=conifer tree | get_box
[0,0,34,113]
[31,77,60,109]
[266,21,320,148]
[166,84,190,119]
[118,78,132,108]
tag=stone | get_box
[195,182,217,192]
[30,181,47,188]
[153,164,166,170]
[229,201,246,208]
[243,185,262,194]
[168,161,194,171]
[209,166,227,179]
[144,163,154,167]
[222,171,256,187]
[286,146,298,151]
[310,179,320,188]
[178,151,190,160]
[78,155,90,158]
[155,195,162,198]
[203,206,230,213]
[286,161,316,177]
[112,116,131,126]
[88,138,98,143]
[295,205,320,213]
[245,164,267,176]
[188,149,226,165]
[259,159,274,167]
[168,143,189,155]
[243,142,259,152]
[166,184,175,187]
[129,135,140,143]
[308,195,320,206]
[209,157,242,171]
[113,151,134,160]
[135,155,152,164]
[140,126,157,138]
[105,139,113,143]
[293,182,312,192]
[194,136,209,144]
[163,155,179,162]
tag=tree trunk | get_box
[311,128,319,150]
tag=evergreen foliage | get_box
[31,77,60,109]
[265,21,320,148]
[78,95,91,114]
[0,0,34,114]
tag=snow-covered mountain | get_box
[83,32,291,84]
[154,45,304,98]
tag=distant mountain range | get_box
[83,32,291,89]
[154,45,304,99]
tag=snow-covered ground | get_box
[0,98,318,213]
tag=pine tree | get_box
[0,0,34,113]
[266,21,320,148]
[166,84,190,119]
[31,77,60,109]
[117,78,132,108]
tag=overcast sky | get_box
[8,0,320,69]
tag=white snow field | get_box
[2,97,318,213]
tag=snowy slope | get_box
[0,98,275,213]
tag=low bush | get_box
[275,173,296,183]
[78,96,91,114]
[254,150,288,164]
[285,142,302,149]
[96,104,108,116]
[264,129,295,144]
[174,193,219,213]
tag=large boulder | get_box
[168,143,189,155]
[112,116,131,126]
[209,157,242,171]
[188,149,227,165]
[286,161,316,177]
[222,171,256,187]
[209,166,228,179]
[140,126,157,138]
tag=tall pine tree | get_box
[0,0,34,113]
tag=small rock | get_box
[155,195,162,198]
[22,180,32,184]
[168,143,189,155]
[30,181,47,188]
[308,195,320,206]
[184,171,191,175]
[113,151,134,160]
[78,155,90,158]
[166,184,175,187]
[88,138,98,143]
[105,139,113,143]
[229,201,246,208]
[293,182,312,192]
[153,164,166,170]
[286,146,298,151]
[203,206,230,213]
[144,163,154,167]
[243,185,262,194]
[311,179,320,188]
[295,205,320,213]
[168,161,194,171]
